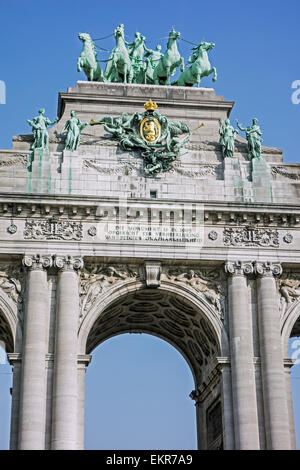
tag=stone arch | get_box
[78,280,228,385]
[0,290,18,353]
[281,298,300,357]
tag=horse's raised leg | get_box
[128,66,134,84]
[212,67,217,82]
[165,66,171,85]
[180,57,185,73]
[77,58,82,73]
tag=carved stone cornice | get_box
[224,261,253,277]
[254,261,282,278]
[54,255,84,272]
[144,261,161,288]
[22,254,53,271]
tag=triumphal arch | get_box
[0,26,300,450]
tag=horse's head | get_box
[200,41,215,51]
[78,33,92,43]
[114,24,125,39]
[169,29,181,41]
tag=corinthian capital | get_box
[54,255,84,271]
[254,261,282,277]
[22,254,53,270]
[224,261,253,276]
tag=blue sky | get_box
[0,0,300,450]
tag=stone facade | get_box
[0,82,299,450]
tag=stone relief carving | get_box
[283,233,293,244]
[223,226,279,247]
[0,154,29,168]
[277,274,300,315]
[272,166,300,180]
[7,224,17,234]
[161,267,225,319]
[83,158,139,176]
[23,219,83,240]
[80,264,140,319]
[0,264,23,304]
[171,163,217,178]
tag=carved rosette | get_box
[224,261,254,277]
[254,261,282,278]
[145,262,161,288]
[22,254,53,271]
[54,255,84,272]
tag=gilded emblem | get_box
[140,117,161,144]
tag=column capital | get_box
[254,261,282,278]
[54,255,84,272]
[224,260,253,277]
[22,254,52,271]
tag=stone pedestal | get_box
[252,157,273,203]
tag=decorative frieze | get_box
[272,166,300,180]
[223,226,279,247]
[23,219,83,241]
[0,154,29,168]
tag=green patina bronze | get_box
[63,110,88,151]
[172,41,217,87]
[90,100,191,176]
[77,33,104,82]
[153,29,184,85]
[77,26,216,87]
[219,119,239,158]
[104,24,134,84]
[236,118,263,160]
[27,109,58,151]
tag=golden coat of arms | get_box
[140,117,161,144]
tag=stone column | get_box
[18,254,52,450]
[225,261,260,449]
[77,354,92,449]
[51,255,83,450]
[255,262,291,450]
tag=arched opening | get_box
[85,333,196,450]
[81,287,225,450]
[288,313,300,449]
[0,309,14,449]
